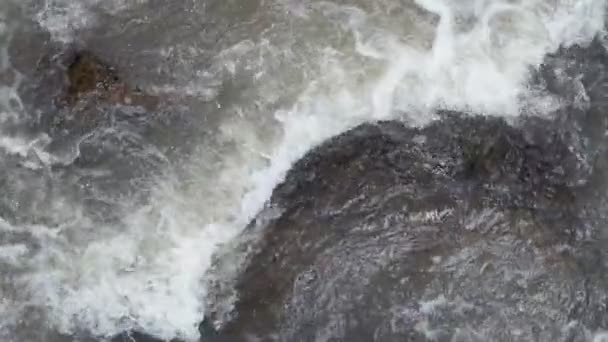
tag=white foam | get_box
[346,0,606,120]
[35,0,96,43]
[419,294,448,315]
[1,0,605,340]
[0,243,28,266]
[595,331,608,342]
[35,0,149,43]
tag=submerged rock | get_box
[12,47,160,143]
[37,50,160,140]
[65,51,121,104]
[64,51,159,110]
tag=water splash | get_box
[0,0,605,340]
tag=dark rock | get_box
[198,318,219,339]
[110,331,182,342]
[209,109,608,341]
[535,37,608,150]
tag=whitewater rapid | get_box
[0,0,606,340]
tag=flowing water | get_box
[0,0,606,341]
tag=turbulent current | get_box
[0,0,607,341]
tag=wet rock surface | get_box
[206,42,608,341]
[208,116,605,341]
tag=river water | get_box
[0,0,606,341]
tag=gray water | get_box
[0,0,606,341]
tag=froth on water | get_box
[0,0,605,340]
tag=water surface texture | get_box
[0,0,607,341]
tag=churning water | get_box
[0,0,606,341]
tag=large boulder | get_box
[208,112,608,341]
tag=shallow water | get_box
[0,0,606,341]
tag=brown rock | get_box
[66,52,119,103]
[64,51,158,110]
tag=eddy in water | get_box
[0,0,607,341]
